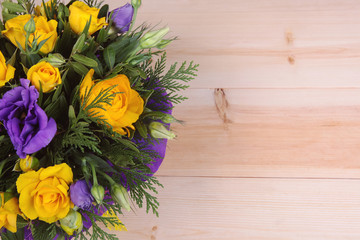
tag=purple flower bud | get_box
[70,180,94,210]
[110,3,134,33]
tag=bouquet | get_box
[0,0,198,239]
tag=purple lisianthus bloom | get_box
[110,3,134,33]
[0,79,57,158]
[70,180,94,210]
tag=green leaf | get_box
[103,46,115,70]
[98,4,109,18]
[125,65,147,79]
[71,62,89,76]
[71,33,86,54]
[1,12,18,22]
[96,28,107,44]
[83,153,116,173]
[6,49,17,67]
[45,94,68,120]
[2,1,26,13]
[81,15,92,36]
[115,138,139,153]
[141,89,154,107]
[68,105,76,125]
[72,54,98,68]
[134,120,148,138]
[41,53,66,67]
[16,215,29,229]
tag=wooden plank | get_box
[110,176,360,240]
[154,88,360,178]
[107,0,360,88]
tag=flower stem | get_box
[128,7,138,33]
[91,164,98,185]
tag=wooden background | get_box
[105,0,360,239]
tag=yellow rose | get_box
[0,51,15,87]
[0,193,22,233]
[69,1,107,35]
[27,61,61,93]
[1,15,58,54]
[16,163,73,223]
[80,69,144,135]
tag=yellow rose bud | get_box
[69,1,107,35]
[1,14,58,54]
[0,50,15,87]
[19,155,39,172]
[27,61,62,93]
[16,163,73,223]
[0,192,22,233]
[80,69,144,135]
[60,209,83,236]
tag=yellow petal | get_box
[80,69,95,101]
[19,183,38,220]
[5,64,16,82]
[39,163,73,185]
[16,170,39,193]
[5,213,17,232]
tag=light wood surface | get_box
[102,0,360,239]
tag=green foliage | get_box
[120,168,163,217]
[145,52,199,104]
[31,221,58,240]
[0,229,24,240]
[76,203,123,240]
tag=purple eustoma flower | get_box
[70,180,94,210]
[110,3,134,33]
[0,79,57,158]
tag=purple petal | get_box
[70,180,94,210]
[22,118,57,154]
[33,104,48,130]
[110,3,134,33]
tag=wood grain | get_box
[113,177,360,240]
[124,0,360,89]
[152,88,360,178]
